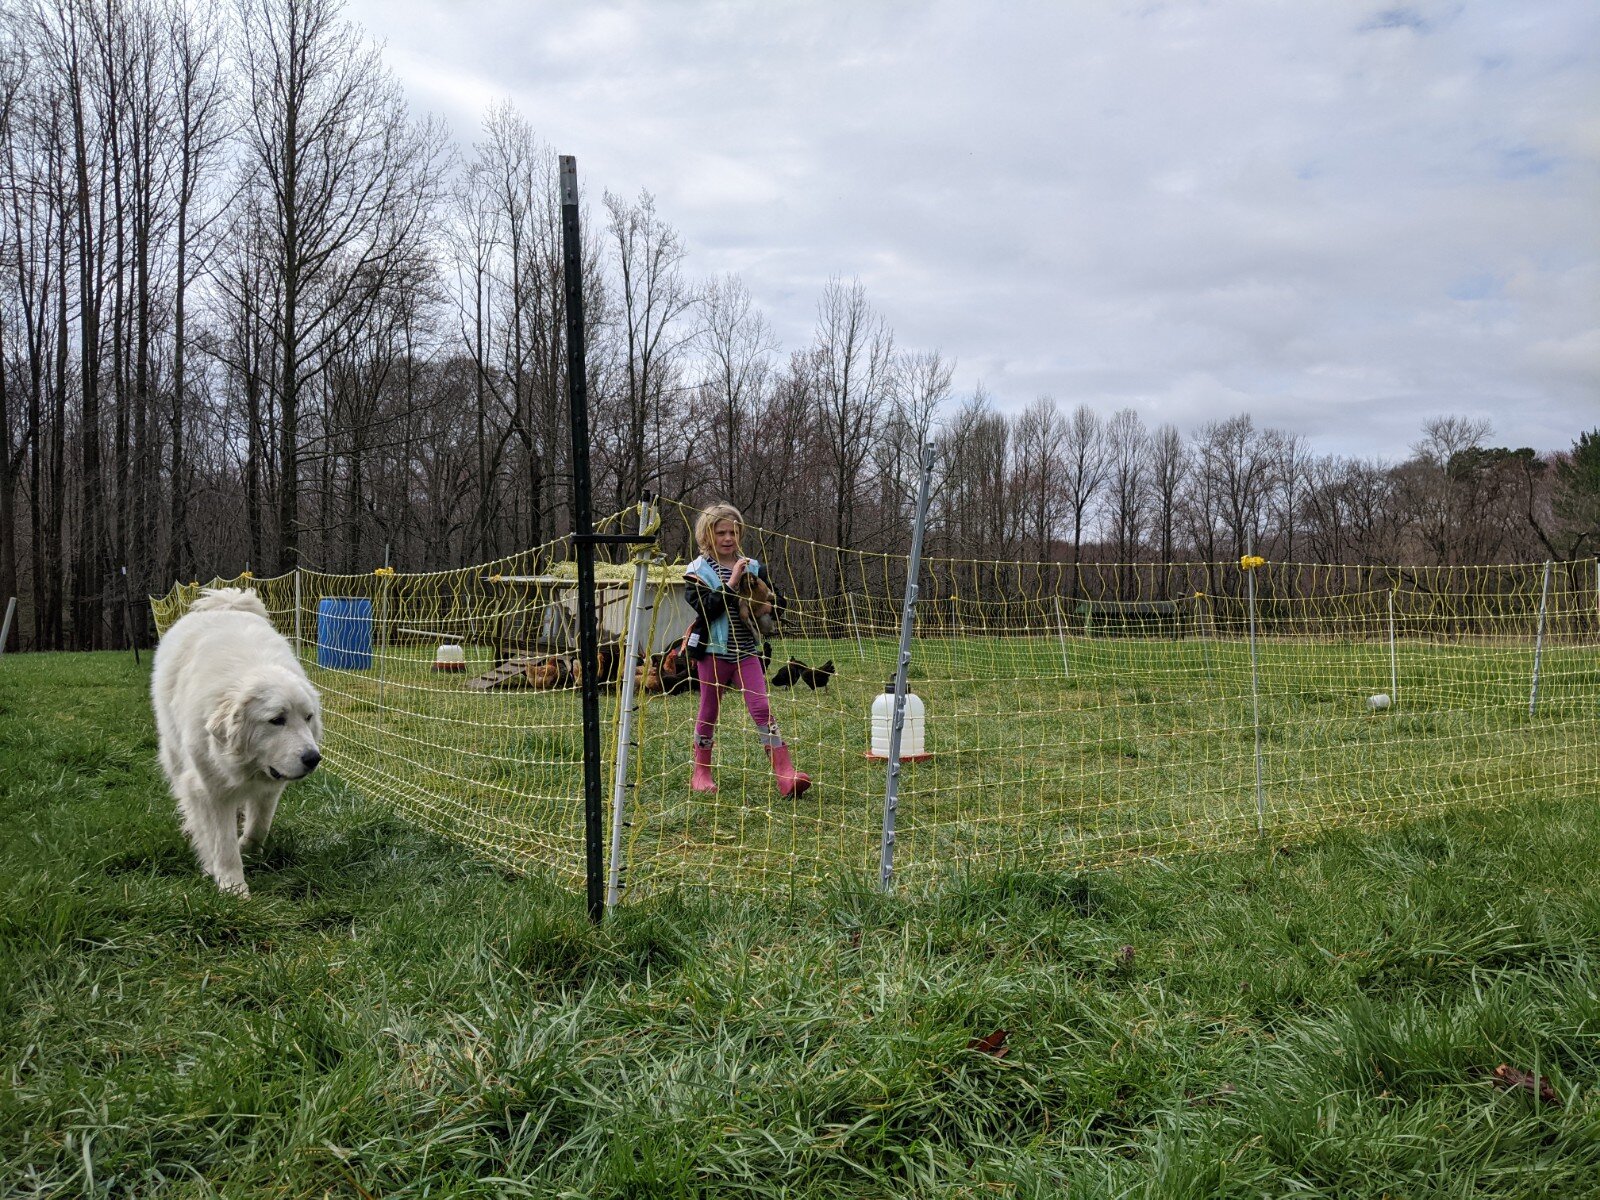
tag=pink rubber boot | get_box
[691,738,717,794]
[767,744,811,798]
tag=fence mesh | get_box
[152,508,650,887]
[153,509,1600,902]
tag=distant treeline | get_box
[2,0,1597,651]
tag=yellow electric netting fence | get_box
[151,507,655,888]
[153,507,1600,904]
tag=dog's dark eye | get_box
[269,714,287,726]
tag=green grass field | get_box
[3,651,1599,1196]
[305,630,1600,900]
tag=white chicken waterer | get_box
[867,682,931,762]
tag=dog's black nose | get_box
[301,749,322,772]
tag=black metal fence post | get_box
[560,155,607,923]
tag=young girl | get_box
[683,504,811,798]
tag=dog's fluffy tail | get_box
[190,587,270,619]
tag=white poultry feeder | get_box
[432,642,467,672]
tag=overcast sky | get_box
[345,0,1598,462]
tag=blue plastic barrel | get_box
[317,597,373,669]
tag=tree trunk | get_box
[70,47,104,651]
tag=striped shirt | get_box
[710,560,761,661]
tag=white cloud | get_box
[345,0,1600,458]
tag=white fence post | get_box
[376,547,391,710]
[1054,595,1071,677]
[1387,588,1398,707]
[880,443,936,893]
[607,495,658,910]
[1244,552,1265,836]
[844,592,867,661]
[1529,560,1551,717]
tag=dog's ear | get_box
[205,687,250,751]
[293,681,324,741]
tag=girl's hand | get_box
[728,558,749,588]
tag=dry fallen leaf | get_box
[967,1028,1009,1058]
[1488,1063,1559,1106]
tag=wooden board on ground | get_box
[465,655,540,691]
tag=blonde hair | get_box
[694,503,745,557]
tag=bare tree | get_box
[162,0,229,587]
[315,251,442,570]
[738,348,822,539]
[31,0,111,647]
[696,271,773,512]
[1147,422,1188,568]
[1180,432,1224,581]
[210,198,280,567]
[1195,413,1278,560]
[452,104,617,548]
[812,276,893,561]
[601,189,695,512]
[0,29,32,642]
[446,168,503,558]
[1543,429,1600,560]
[1301,454,1356,564]
[1266,430,1309,561]
[1060,403,1106,596]
[893,349,952,449]
[1300,454,1403,565]
[1011,394,1064,560]
[1395,414,1511,565]
[96,0,180,642]
[1104,407,1148,574]
[873,347,952,548]
[25,50,74,647]
[230,0,443,571]
[934,388,1015,559]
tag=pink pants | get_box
[694,655,776,744]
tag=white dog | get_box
[151,588,323,896]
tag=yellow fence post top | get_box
[637,500,662,538]
[373,566,396,577]
[628,501,662,564]
[1239,555,1266,571]
[239,570,254,580]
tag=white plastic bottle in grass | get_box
[1367,692,1392,711]
[868,683,930,761]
